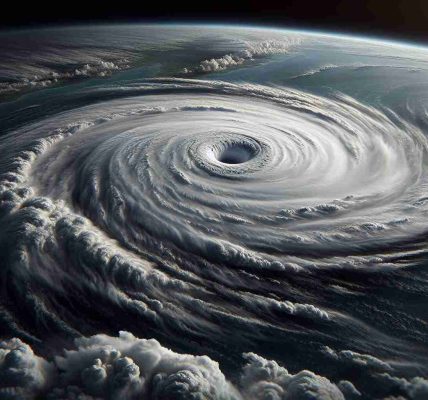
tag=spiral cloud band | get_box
[1,78,428,398]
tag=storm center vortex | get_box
[218,143,255,164]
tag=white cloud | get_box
[322,346,393,373]
[240,352,345,400]
[0,332,350,400]
[337,381,361,399]
[0,59,129,95]
[183,39,299,74]
[199,54,245,72]
[0,338,54,399]
[379,374,428,400]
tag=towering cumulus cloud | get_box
[0,331,346,399]
[1,78,428,399]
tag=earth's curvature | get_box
[0,24,428,400]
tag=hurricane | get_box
[1,25,428,400]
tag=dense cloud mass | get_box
[0,338,54,397]
[183,39,300,73]
[1,25,428,400]
[2,331,426,399]
[2,332,427,399]
[239,352,345,400]
[0,331,348,400]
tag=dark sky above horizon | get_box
[2,0,428,45]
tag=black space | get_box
[1,0,428,45]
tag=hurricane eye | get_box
[217,143,254,164]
